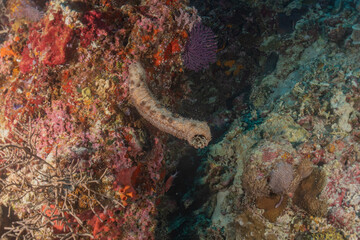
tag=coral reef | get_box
[296,228,346,240]
[3,0,360,239]
[0,0,217,238]
[230,209,266,240]
[168,0,360,239]
[293,168,328,217]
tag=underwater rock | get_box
[193,0,360,238]
[333,0,344,13]
[295,228,345,240]
[351,24,360,44]
[323,161,360,233]
[211,190,232,227]
[259,114,309,143]
[229,209,266,240]
[356,0,360,12]
[330,90,354,133]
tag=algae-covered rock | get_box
[330,90,354,133]
[230,209,266,240]
[259,113,310,143]
[296,228,345,240]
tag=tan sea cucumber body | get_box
[128,62,211,148]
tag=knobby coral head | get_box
[183,23,217,72]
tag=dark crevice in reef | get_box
[155,148,211,240]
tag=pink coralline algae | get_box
[324,161,360,234]
[79,10,108,47]
[34,100,75,156]
[19,11,73,73]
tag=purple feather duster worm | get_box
[183,23,217,72]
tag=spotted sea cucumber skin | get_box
[128,62,211,148]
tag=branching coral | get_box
[0,123,125,239]
[129,61,211,148]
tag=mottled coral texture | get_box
[269,161,294,194]
[183,23,217,71]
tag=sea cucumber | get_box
[128,62,211,148]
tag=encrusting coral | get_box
[128,61,212,148]
[293,168,328,217]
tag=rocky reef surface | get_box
[182,0,360,239]
[1,0,360,239]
